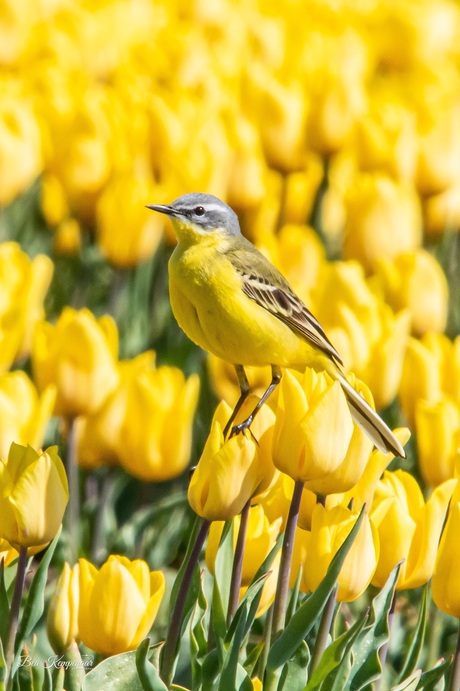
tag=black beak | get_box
[146,203,176,216]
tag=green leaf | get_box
[135,639,168,691]
[278,641,310,691]
[13,530,61,676]
[304,608,370,691]
[391,669,422,691]
[82,651,144,691]
[396,587,428,684]
[345,563,401,690]
[201,649,221,691]
[415,657,452,690]
[211,520,234,647]
[218,599,250,691]
[267,506,366,671]
[190,572,209,689]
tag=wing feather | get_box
[224,239,343,367]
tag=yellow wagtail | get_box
[147,193,406,458]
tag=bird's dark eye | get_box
[194,206,205,216]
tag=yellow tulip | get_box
[47,562,79,654]
[188,397,276,521]
[0,443,68,550]
[0,371,55,459]
[271,223,325,301]
[96,173,164,267]
[52,218,82,256]
[374,250,448,336]
[343,174,422,273]
[0,538,18,566]
[78,555,165,657]
[432,500,460,618]
[32,307,119,418]
[0,93,42,206]
[76,351,155,470]
[370,470,456,590]
[415,106,460,197]
[354,92,417,182]
[207,355,272,409]
[301,504,379,603]
[415,398,460,487]
[0,243,53,370]
[226,117,269,212]
[424,182,460,238]
[40,173,69,227]
[399,333,460,427]
[205,505,282,586]
[273,369,373,495]
[118,365,199,481]
[250,69,307,174]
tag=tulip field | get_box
[1,0,460,689]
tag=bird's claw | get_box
[229,416,259,445]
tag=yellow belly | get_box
[168,242,332,373]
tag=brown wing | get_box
[225,240,343,367]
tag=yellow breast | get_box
[168,236,325,371]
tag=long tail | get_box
[337,373,406,458]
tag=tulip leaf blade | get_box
[190,571,209,688]
[415,657,452,689]
[304,608,370,691]
[396,585,428,684]
[267,506,366,671]
[12,529,61,676]
[82,650,144,691]
[211,519,234,647]
[344,562,401,690]
[136,639,168,691]
[277,641,310,690]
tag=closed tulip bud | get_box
[399,333,460,427]
[118,365,199,481]
[343,175,422,273]
[273,224,325,300]
[78,555,165,657]
[0,443,68,550]
[301,505,379,603]
[0,371,55,459]
[188,397,276,521]
[370,470,456,590]
[424,183,460,238]
[32,307,119,418]
[96,173,164,267]
[0,94,42,206]
[257,472,317,532]
[226,118,269,211]
[206,505,281,586]
[290,526,312,588]
[273,369,372,495]
[415,107,460,197]
[254,71,307,173]
[47,562,79,654]
[354,95,417,181]
[41,173,69,227]
[0,243,53,370]
[356,307,410,410]
[76,351,155,470]
[432,500,460,618]
[52,218,82,256]
[415,398,460,487]
[374,250,448,336]
[306,66,366,157]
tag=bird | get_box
[146,192,406,458]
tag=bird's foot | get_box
[229,416,259,445]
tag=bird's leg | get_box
[223,365,250,439]
[230,365,282,438]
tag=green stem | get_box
[275,172,289,233]
[308,157,331,252]
[90,470,114,563]
[4,546,28,690]
[310,585,337,673]
[448,623,460,691]
[227,500,251,625]
[271,480,304,637]
[160,518,210,688]
[64,417,80,560]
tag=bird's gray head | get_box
[146,193,241,236]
